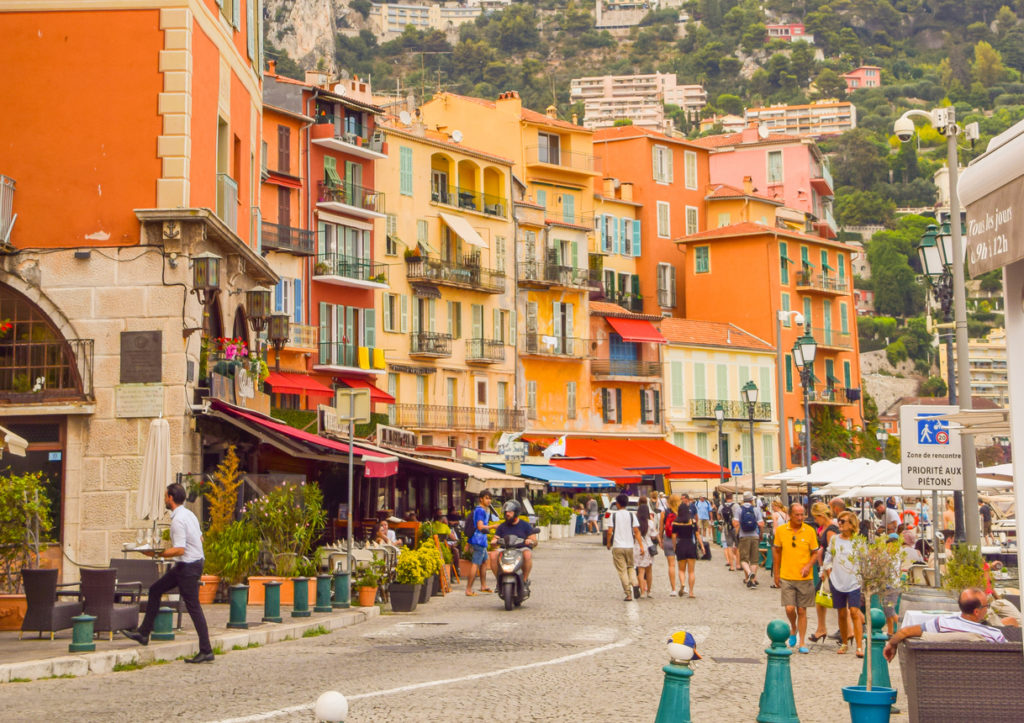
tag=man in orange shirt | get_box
[773,503,819,654]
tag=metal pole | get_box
[749,408,757,500]
[946,119,980,548]
[803,372,812,474]
[932,490,942,587]
[346,395,354,580]
[943,324,966,543]
[717,418,725,493]
[775,312,789,506]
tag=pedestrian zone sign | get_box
[900,404,963,491]
[730,461,743,476]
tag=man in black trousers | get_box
[123,482,214,663]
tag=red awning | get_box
[337,376,395,404]
[565,437,727,479]
[605,316,666,344]
[266,171,303,189]
[264,371,335,398]
[550,457,641,486]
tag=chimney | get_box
[620,182,633,202]
[545,104,558,120]
[743,176,753,194]
[267,60,277,75]
[603,178,615,197]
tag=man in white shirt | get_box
[606,492,644,601]
[123,482,213,663]
[873,499,901,535]
[884,588,1007,661]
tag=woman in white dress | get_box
[633,497,657,598]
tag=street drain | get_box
[709,657,760,664]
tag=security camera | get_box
[893,116,915,143]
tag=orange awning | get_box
[264,371,335,398]
[337,376,395,404]
[605,317,666,344]
[565,437,727,479]
[550,457,641,486]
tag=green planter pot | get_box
[842,686,897,723]
[389,583,421,612]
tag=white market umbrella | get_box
[137,418,171,521]
[977,463,1014,482]
[802,457,875,486]
[765,457,854,483]
[838,485,923,499]
[816,461,902,496]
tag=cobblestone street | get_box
[2,536,907,722]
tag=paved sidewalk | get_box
[0,600,380,682]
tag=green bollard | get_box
[757,620,800,723]
[314,574,333,613]
[262,580,283,623]
[332,570,350,609]
[227,584,250,629]
[858,608,892,689]
[291,577,311,618]
[69,614,96,653]
[713,521,721,546]
[151,607,175,641]
[654,662,693,723]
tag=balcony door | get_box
[447,377,457,428]
[432,170,449,203]
[475,377,487,429]
[416,375,427,426]
[552,302,573,354]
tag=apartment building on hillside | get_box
[744,101,856,136]
[368,2,482,41]
[570,72,707,131]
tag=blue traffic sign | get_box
[730,461,743,476]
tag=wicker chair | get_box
[19,568,83,640]
[899,626,1024,722]
[80,568,140,640]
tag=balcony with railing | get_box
[261,221,314,255]
[310,125,387,160]
[405,254,505,294]
[795,269,848,295]
[522,333,585,359]
[432,185,507,217]
[314,253,389,289]
[812,207,839,238]
[811,326,853,350]
[317,181,385,219]
[591,359,662,378]
[806,387,857,405]
[286,324,317,350]
[315,342,385,373]
[410,331,453,358]
[466,338,505,363]
[216,173,238,233]
[609,290,645,313]
[810,163,833,195]
[0,338,94,403]
[516,261,591,290]
[524,146,597,175]
[690,398,772,421]
[391,403,525,431]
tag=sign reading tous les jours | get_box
[966,176,1024,276]
[899,404,964,491]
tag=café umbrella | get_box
[137,417,171,522]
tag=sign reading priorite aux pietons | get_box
[899,404,964,491]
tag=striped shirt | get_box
[922,614,1006,643]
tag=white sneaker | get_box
[668,589,678,597]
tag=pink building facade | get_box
[843,66,882,92]
[766,23,811,42]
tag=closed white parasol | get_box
[138,418,171,521]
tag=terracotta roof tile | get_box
[690,131,796,148]
[674,221,853,250]
[705,183,781,204]
[659,319,773,351]
[592,125,705,149]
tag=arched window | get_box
[0,284,91,401]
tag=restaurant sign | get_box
[966,176,1024,276]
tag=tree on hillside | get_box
[826,129,890,188]
[835,188,895,226]
[716,93,744,115]
[973,41,1008,85]
[814,68,847,99]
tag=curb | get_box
[0,606,379,683]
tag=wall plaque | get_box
[115,384,164,418]
[120,331,162,383]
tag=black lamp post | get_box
[715,403,725,493]
[191,251,222,307]
[246,286,273,333]
[741,380,758,500]
[267,313,290,372]
[791,326,817,474]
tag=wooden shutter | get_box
[318,302,330,362]
[277,126,290,173]
[640,389,649,423]
[615,388,622,423]
[669,265,677,307]
[324,156,340,185]
[399,146,413,196]
[384,294,393,332]
[493,308,501,341]
[552,302,562,338]
[509,310,516,346]
[653,390,661,424]
[364,308,376,348]
[246,0,255,58]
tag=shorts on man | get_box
[832,587,862,610]
[721,528,738,548]
[738,536,760,566]
[780,578,815,608]
[470,543,488,566]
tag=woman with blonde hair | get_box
[823,511,865,656]
[809,501,839,643]
[662,494,681,596]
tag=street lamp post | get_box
[775,310,804,506]
[876,428,889,460]
[742,381,758,500]
[715,403,726,495]
[897,107,980,548]
[791,326,818,475]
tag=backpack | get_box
[739,504,758,533]
[464,512,477,538]
[720,503,734,527]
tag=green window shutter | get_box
[399,146,413,196]
[633,218,641,257]
[364,308,376,348]
[838,254,846,281]
[246,0,255,58]
[803,297,812,326]
[319,302,330,362]
[616,388,622,423]
[760,367,770,402]
[825,359,835,385]
[400,294,408,333]
[820,249,829,272]
[785,355,793,392]
[694,362,706,399]
[563,194,574,224]
[598,214,606,251]
[493,308,501,340]
[552,302,562,337]
[232,0,240,28]
[564,302,574,339]
[570,240,578,269]
[384,295,394,332]
[509,310,516,346]
[612,216,620,255]
[631,274,640,298]
[779,241,789,284]
[782,293,791,326]
[428,298,436,333]
[324,156,341,185]
[671,361,684,407]
[844,360,852,388]
[800,246,809,266]
[840,303,849,334]
[716,365,728,400]
[537,189,546,209]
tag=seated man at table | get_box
[884,588,1007,661]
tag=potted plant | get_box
[353,560,384,607]
[403,247,421,261]
[0,472,53,630]
[841,535,904,722]
[418,543,445,599]
[315,260,331,275]
[205,520,260,604]
[198,446,243,602]
[390,548,427,612]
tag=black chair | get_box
[20,568,82,640]
[80,568,140,640]
[109,558,184,628]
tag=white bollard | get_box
[314,691,348,722]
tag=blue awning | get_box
[483,463,617,489]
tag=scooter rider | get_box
[489,500,538,583]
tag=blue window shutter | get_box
[612,216,620,254]
[633,218,641,257]
[598,214,605,250]
[293,278,302,324]
[274,280,283,312]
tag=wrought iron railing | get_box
[591,359,662,377]
[690,398,772,421]
[314,253,388,284]
[392,403,525,431]
[796,270,848,294]
[609,291,644,313]
[318,342,358,368]
[806,387,856,405]
[0,338,94,402]
[216,173,238,232]
[405,254,505,293]
[261,221,314,255]
[523,333,584,357]
[432,185,507,217]
[811,326,853,349]
[317,181,384,215]
[525,146,596,173]
[466,338,505,362]
[517,262,589,288]
[410,331,452,357]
